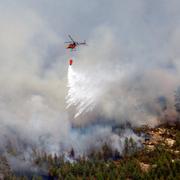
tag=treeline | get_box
[47,142,180,179]
[5,125,180,179]
[35,130,180,179]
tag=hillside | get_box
[0,122,179,179]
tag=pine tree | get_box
[70,148,75,158]
[174,87,180,119]
[123,137,129,156]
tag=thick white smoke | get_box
[0,1,180,169]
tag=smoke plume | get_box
[0,1,180,172]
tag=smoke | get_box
[0,1,180,173]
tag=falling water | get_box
[66,66,101,118]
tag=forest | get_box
[2,121,179,180]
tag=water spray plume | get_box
[66,66,101,118]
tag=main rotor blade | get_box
[68,35,75,42]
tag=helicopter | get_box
[65,35,86,50]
